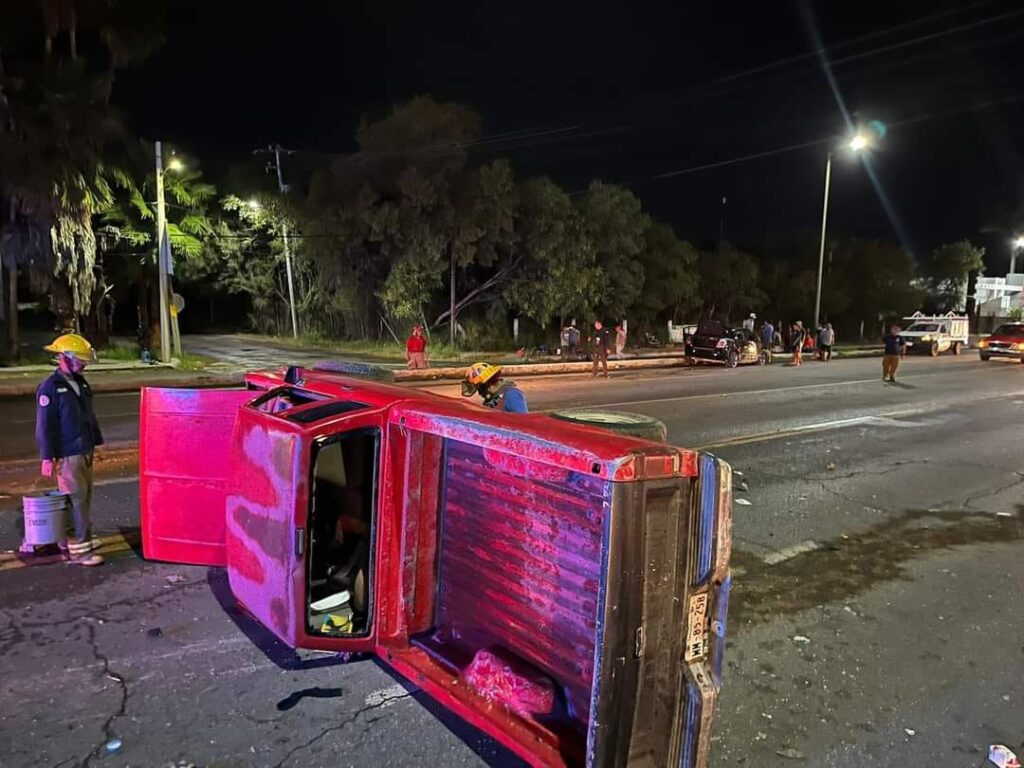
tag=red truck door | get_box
[225,394,383,654]
[140,387,256,566]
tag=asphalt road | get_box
[1,353,1023,767]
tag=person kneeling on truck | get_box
[460,362,528,413]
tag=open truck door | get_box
[376,402,733,768]
[140,388,256,566]
[224,389,382,654]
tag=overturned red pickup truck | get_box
[140,363,733,768]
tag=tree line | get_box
[0,2,986,360]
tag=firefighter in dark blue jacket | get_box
[35,334,105,566]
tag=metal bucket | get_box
[22,491,68,546]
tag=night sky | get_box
[114,0,1024,268]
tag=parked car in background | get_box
[978,323,1024,362]
[900,312,970,356]
[686,319,768,368]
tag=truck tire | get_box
[980,353,991,362]
[929,341,939,357]
[550,409,668,443]
[312,360,396,383]
[727,349,739,368]
[952,341,963,355]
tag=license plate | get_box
[685,591,710,662]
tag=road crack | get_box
[80,621,130,768]
[269,691,412,768]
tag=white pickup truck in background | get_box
[900,312,970,356]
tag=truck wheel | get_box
[929,341,939,357]
[980,353,991,361]
[952,341,962,355]
[312,360,396,383]
[727,350,739,368]
[550,409,668,443]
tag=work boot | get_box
[67,537,102,556]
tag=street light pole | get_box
[264,144,299,339]
[813,153,832,332]
[154,141,171,363]
[1011,236,1024,274]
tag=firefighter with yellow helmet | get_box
[460,362,528,413]
[35,333,105,566]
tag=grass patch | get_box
[98,343,142,362]
[174,352,218,372]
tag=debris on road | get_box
[776,747,806,759]
[792,635,811,644]
[989,745,1021,768]
[904,728,916,736]
[738,481,749,492]
[826,461,836,470]
[166,574,187,584]
[147,627,163,638]
[736,498,752,506]
[105,738,122,753]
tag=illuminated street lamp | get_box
[813,133,870,330]
[1011,235,1024,274]
[155,144,186,362]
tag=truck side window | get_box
[306,429,380,637]
[251,387,324,415]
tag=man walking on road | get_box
[590,321,611,378]
[883,324,906,382]
[35,334,105,566]
[405,325,429,369]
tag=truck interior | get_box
[306,429,379,637]
[403,434,610,756]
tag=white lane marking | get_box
[365,683,412,709]
[579,369,991,411]
[94,475,139,488]
[763,540,821,566]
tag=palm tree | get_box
[99,142,217,349]
[0,0,164,358]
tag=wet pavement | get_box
[1,353,1023,766]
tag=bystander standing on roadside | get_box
[818,323,835,362]
[773,320,783,351]
[743,313,756,332]
[614,324,627,359]
[405,324,429,369]
[35,334,105,567]
[590,321,611,378]
[790,321,806,366]
[568,323,580,359]
[761,319,775,352]
[882,324,906,382]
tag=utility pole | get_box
[257,144,299,338]
[155,141,171,363]
[813,153,833,332]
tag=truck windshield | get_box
[907,323,939,332]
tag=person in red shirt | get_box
[405,325,429,369]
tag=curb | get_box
[394,356,693,382]
[0,371,244,398]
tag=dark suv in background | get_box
[686,319,768,367]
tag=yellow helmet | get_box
[44,333,96,361]
[465,361,502,387]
